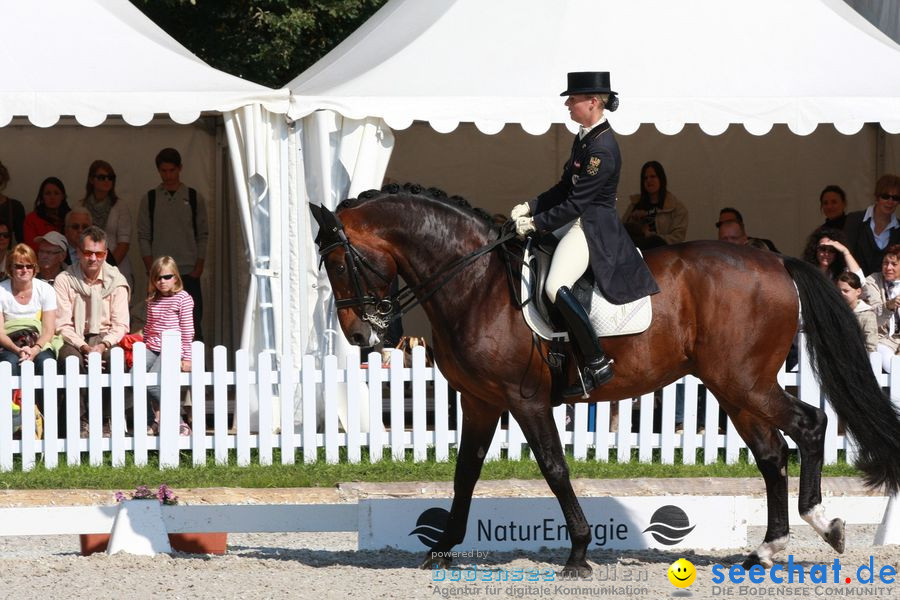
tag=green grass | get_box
[0,448,861,490]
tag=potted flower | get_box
[80,485,227,555]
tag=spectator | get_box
[54,226,129,437]
[845,174,900,276]
[81,160,131,285]
[141,256,194,437]
[0,223,11,281]
[801,227,864,283]
[862,244,900,373]
[622,160,688,247]
[63,208,91,265]
[24,177,71,250]
[0,161,26,244]
[34,231,67,285]
[837,272,877,353]
[715,207,779,252]
[819,185,848,230]
[138,148,208,341]
[0,244,57,379]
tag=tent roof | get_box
[287,0,900,136]
[0,0,288,128]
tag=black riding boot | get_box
[555,286,614,397]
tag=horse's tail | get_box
[783,256,900,493]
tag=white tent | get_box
[287,0,900,358]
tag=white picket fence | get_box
[1,330,896,472]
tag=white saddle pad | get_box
[521,247,652,341]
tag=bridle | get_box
[316,215,517,334]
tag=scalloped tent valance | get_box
[287,0,900,137]
[0,0,288,128]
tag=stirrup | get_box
[562,357,614,398]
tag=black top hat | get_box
[560,71,616,96]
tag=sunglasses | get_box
[879,194,900,202]
[13,263,35,271]
[81,250,107,259]
[157,274,176,282]
[94,174,116,182]
[68,223,89,230]
[0,232,10,239]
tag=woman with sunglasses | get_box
[844,174,900,276]
[0,161,26,245]
[802,226,864,283]
[141,256,194,436]
[0,244,57,378]
[81,160,132,284]
[23,177,71,250]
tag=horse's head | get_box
[310,203,398,347]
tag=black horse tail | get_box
[783,256,900,493]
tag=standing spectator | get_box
[24,177,71,249]
[54,226,129,437]
[138,148,208,341]
[0,162,26,244]
[862,244,900,373]
[81,160,132,285]
[819,185,848,230]
[715,207,779,252]
[141,256,194,437]
[0,223,11,281]
[34,231,67,285]
[622,160,688,246]
[63,209,91,265]
[844,174,900,276]
[801,227,864,283]
[837,272,877,353]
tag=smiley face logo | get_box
[667,558,696,588]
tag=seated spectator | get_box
[862,244,900,373]
[0,223,11,281]
[35,231,67,285]
[819,185,848,230]
[715,207,779,252]
[802,227,864,283]
[81,161,131,284]
[24,177,71,250]
[837,272,877,353]
[54,226,129,437]
[0,161,26,244]
[622,161,688,247]
[63,208,91,266]
[844,174,900,276]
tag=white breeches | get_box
[545,218,590,303]
[878,343,895,373]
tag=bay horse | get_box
[310,184,900,576]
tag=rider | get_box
[512,72,659,397]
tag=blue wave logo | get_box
[643,505,696,545]
[410,507,450,548]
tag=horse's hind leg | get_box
[511,404,592,577]
[420,399,502,570]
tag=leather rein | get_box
[317,219,518,334]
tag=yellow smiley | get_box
[667,558,697,588]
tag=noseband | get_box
[316,217,517,334]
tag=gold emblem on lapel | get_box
[586,156,601,176]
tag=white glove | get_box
[515,216,536,237]
[510,202,531,220]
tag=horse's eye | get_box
[335,263,346,274]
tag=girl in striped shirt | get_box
[144,255,194,436]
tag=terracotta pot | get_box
[80,532,227,556]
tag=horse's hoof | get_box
[824,518,845,553]
[420,553,452,570]
[559,562,592,579]
[741,552,773,570]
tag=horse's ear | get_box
[309,203,324,228]
[310,203,343,246]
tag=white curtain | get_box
[291,110,394,429]
[223,105,290,430]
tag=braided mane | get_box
[337,183,498,229]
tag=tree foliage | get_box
[131,0,388,88]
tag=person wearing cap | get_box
[510,72,659,397]
[34,231,67,284]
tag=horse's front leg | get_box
[511,403,592,577]
[420,399,502,570]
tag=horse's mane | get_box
[337,183,498,230]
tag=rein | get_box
[318,218,518,333]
